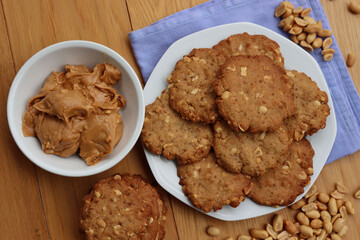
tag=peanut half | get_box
[206,226,220,236]
[349,1,360,14]
[346,53,356,67]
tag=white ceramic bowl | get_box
[7,41,144,177]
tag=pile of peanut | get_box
[274,1,334,62]
[206,183,360,240]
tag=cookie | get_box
[141,90,213,164]
[213,121,290,176]
[284,70,330,141]
[214,55,295,133]
[248,139,314,207]
[213,32,284,66]
[177,152,253,213]
[80,174,166,240]
[168,48,226,123]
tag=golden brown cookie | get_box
[247,139,314,207]
[177,152,253,213]
[80,174,166,240]
[213,121,290,176]
[213,55,295,133]
[168,48,226,123]
[213,32,284,66]
[284,70,330,141]
[141,90,213,164]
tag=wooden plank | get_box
[0,1,49,239]
[2,0,177,239]
[126,0,360,239]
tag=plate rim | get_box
[143,22,337,221]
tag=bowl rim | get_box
[7,40,145,177]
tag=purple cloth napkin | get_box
[129,0,360,164]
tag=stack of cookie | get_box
[141,33,330,213]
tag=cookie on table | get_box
[168,48,226,123]
[213,121,290,176]
[141,90,213,164]
[80,174,166,240]
[213,55,295,133]
[284,70,330,141]
[248,139,314,207]
[213,32,284,66]
[177,152,253,213]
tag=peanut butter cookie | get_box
[177,152,253,213]
[80,174,166,240]
[213,121,290,176]
[284,70,330,141]
[141,90,213,164]
[213,55,295,133]
[248,139,314,207]
[213,32,284,66]
[168,48,226,123]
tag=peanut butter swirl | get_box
[22,63,126,165]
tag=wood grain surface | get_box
[0,0,359,239]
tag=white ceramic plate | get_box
[143,22,337,221]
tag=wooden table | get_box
[0,0,359,239]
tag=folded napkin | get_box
[129,0,360,164]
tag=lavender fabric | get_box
[129,0,360,163]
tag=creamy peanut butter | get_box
[22,63,126,165]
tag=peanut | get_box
[266,224,278,239]
[318,30,332,38]
[291,199,306,210]
[302,202,318,212]
[338,225,348,237]
[315,201,328,211]
[250,229,269,239]
[318,193,330,203]
[328,198,338,216]
[331,190,344,200]
[273,214,284,231]
[349,1,360,14]
[237,235,252,240]
[301,8,311,17]
[300,40,313,52]
[322,48,335,56]
[275,3,287,17]
[333,218,346,233]
[284,220,297,234]
[330,233,342,240]
[297,212,310,226]
[321,210,331,221]
[294,17,308,27]
[355,189,360,198]
[339,206,348,220]
[206,226,220,236]
[299,225,313,237]
[312,38,323,49]
[306,210,320,219]
[289,26,303,35]
[336,199,344,209]
[305,185,317,198]
[322,37,332,49]
[323,53,334,62]
[297,32,307,41]
[282,8,293,18]
[323,220,333,234]
[290,35,300,44]
[306,33,316,44]
[344,200,355,215]
[336,182,349,193]
[346,53,356,67]
[310,219,323,228]
[303,16,316,24]
[304,23,321,33]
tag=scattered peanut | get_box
[321,210,331,221]
[310,219,323,229]
[297,212,310,226]
[333,218,346,233]
[336,199,344,209]
[349,1,360,14]
[336,182,349,194]
[273,214,284,232]
[302,202,318,212]
[328,198,338,216]
[291,199,306,210]
[207,226,220,236]
[323,53,334,62]
[250,229,269,239]
[337,225,348,237]
[322,48,335,56]
[299,225,313,237]
[312,38,323,49]
[300,40,313,52]
[322,37,332,49]
[318,193,330,203]
[237,235,252,240]
[306,33,316,44]
[305,185,317,198]
[284,220,297,234]
[266,224,278,239]
[323,220,333,234]
[306,210,320,219]
[347,53,356,67]
[330,233,342,240]
[318,29,332,38]
[331,190,344,200]
[344,200,355,215]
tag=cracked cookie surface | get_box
[213,32,284,66]
[168,48,226,123]
[80,174,166,240]
[213,121,291,176]
[284,70,330,141]
[177,152,253,213]
[214,55,295,133]
[141,90,213,164]
[248,139,314,207]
